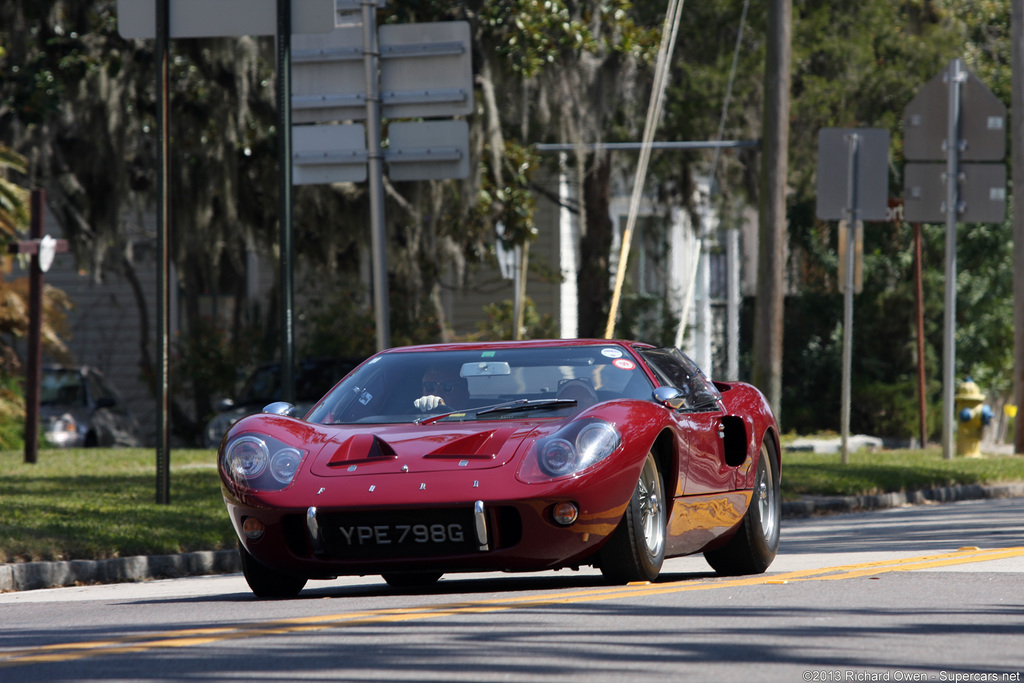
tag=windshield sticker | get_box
[481,351,495,357]
[613,358,636,370]
[601,347,623,359]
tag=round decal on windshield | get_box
[613,358,635,370]
[601,347,623,359]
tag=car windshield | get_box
[40,369,86,407]
[307,344,656,425]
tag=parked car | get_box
[204,357,363,448]
[218,339,781,598]
[39,365,142,448]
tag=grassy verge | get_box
[782,447,1024,499]
[0,448,233,563]
[1,446,1023,563]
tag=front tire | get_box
[599,452,666,584]
[238,541,307,598]
[704,439,780,575]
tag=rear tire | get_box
[238,541,307,598]
[599,452,666,584]
[704,440,780,575]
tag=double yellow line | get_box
[3,546,1022,668]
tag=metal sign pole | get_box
[362,0,390,350]
[155,0,171,504]
[942,58,964,460]
[840,133,859,465]
[277,0,296,403]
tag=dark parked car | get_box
[219,340,781,598]
[204,357,363,447]
[39,365,142,448]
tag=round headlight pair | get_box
[538,421,621,478]
[224,435,303,489]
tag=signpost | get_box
[117,0,332,503]
[290,19,472,351]
[7,189,68,464]
[816,127,890,463]
[903,58,1007,460]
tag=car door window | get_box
[638,347,721,410]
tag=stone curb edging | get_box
[0,549,240,593]
[781,482,1024,517]
[3,482,1023,593]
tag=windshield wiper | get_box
[416,398,577,425]
[473,398,577,417]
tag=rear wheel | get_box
[704,440,780,575]
[238,541,307,598]
[381,572,443,589]
[599,452,666,584]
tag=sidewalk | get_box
[3,481,1023,593]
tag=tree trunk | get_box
[752,0,792,419]
[1012,0,1024,454]
[577,151,614,339]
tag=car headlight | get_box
[518,419,622,482]
[221,434,306,492]
[44,414,82,447]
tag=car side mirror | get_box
[263,401,297,417]
[652,386,686,410]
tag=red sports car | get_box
[219,340,781,598]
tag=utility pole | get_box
[752,0,791,417]
[1013,0,1024,454]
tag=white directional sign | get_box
[291,21,473,124]
[387,120,469,181]
[117,0,334,39]
[292,124,367,185]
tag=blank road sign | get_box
[292,124,367,185]
[815,128,890,221]
[117,0,334,39]
[904,63,1007,162]
[904,162,1006,223]
[386,120,469,181]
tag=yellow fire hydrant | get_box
[955,378,993,457]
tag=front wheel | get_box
[238,541,307,598]
[599,452,666,584]
[704,440,780,575]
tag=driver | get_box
[414,366,469,412]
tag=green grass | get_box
[0,448,234,563]
[1,446,1023,563]
[782,447,1024,499]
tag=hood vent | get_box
[326,433,397,467]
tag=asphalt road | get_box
[1,497,1022,682]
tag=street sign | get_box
[904,162,1006,223]
[815,128,890,221]
[387,120,469,181]
[291,21,473,124]
[117,0,334,39]
[291,27,366,124]
[292,124,367,185]
[904,66,1007,162]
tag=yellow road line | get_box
[3,546,1022,668]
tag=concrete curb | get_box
[0,549,240,593]
[781,481,1024,517]
[3,482,1023,593]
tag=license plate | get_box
[320,508,477,560]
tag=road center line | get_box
[3,546,1022,668]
